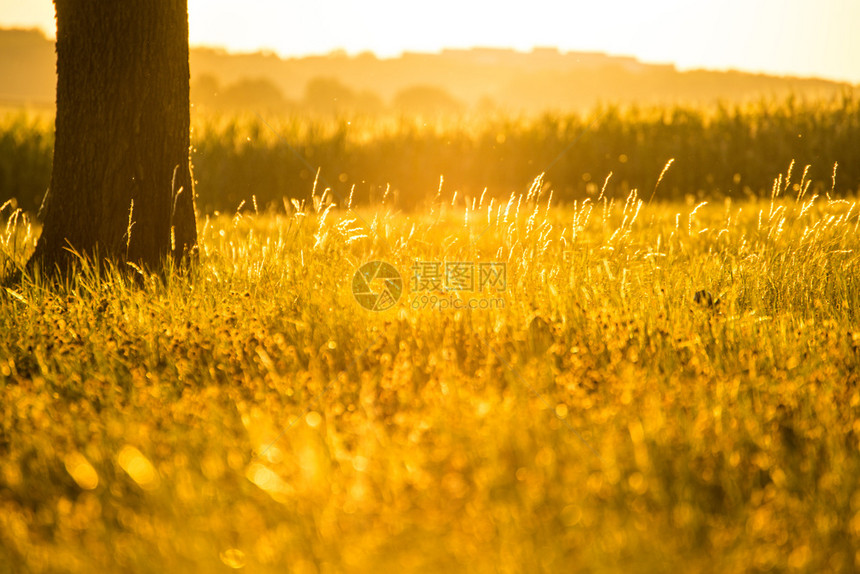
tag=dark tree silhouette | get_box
[29,0,197,273]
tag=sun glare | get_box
[0,0,858,82]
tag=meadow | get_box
[2,156,860,572]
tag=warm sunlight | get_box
[1,0,858,83]
[4,2,860,573]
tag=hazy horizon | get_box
[1,0,858,85]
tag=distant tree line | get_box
[4,28,855,113]
[191,75,463,116]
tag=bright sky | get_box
[2,0,858,83]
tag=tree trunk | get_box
[28,0,197,273]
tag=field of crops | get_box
[2,92,860,215]
[2,159,860,571]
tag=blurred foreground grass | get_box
[1,176,860,573]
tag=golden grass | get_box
[1,173,860,572]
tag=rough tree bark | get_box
[28,0,197,273]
